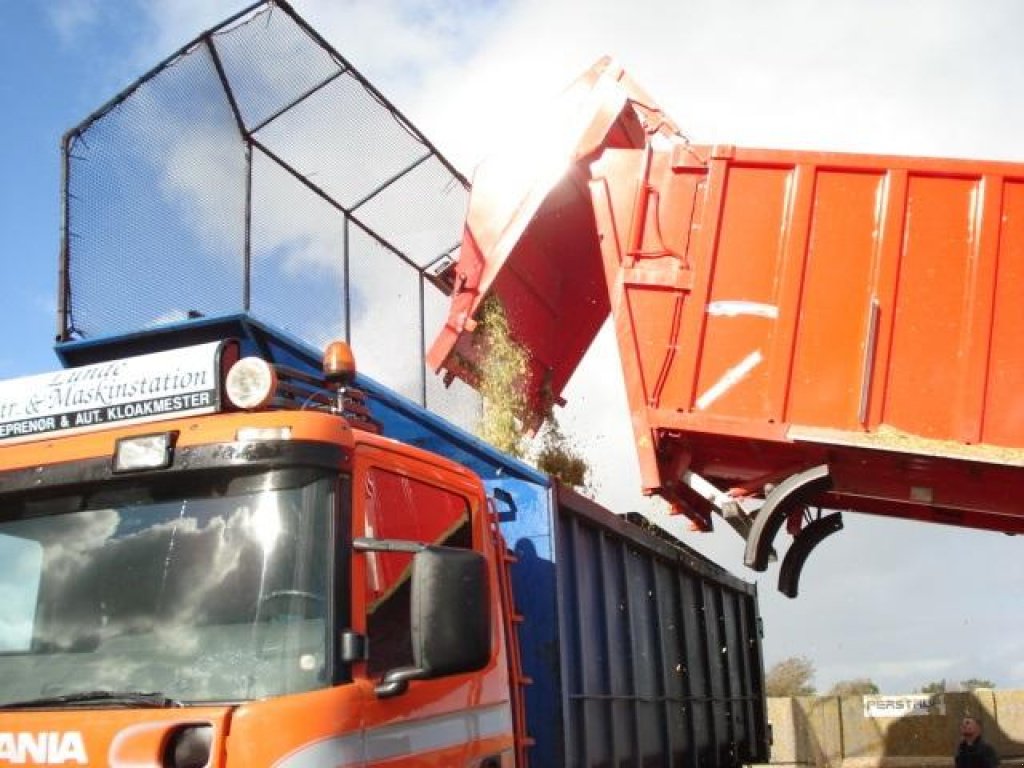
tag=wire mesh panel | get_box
[60,0,478,427]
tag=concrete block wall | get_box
[759,691,1024,768]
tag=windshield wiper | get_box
[0,690,184,710]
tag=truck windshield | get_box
[0,467,339,707]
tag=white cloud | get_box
[48,0,102,44]
[400,0,1024,166]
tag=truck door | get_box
[351,446,514,767]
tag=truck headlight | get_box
[225,357,277,410]
[113,433,174,472]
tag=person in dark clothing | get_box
[956,716,1000,768]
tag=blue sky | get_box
[4,0,1024,696]
[0,3,156,377]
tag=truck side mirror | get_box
[375,546,491,698]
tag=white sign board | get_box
[864,694,945,718]
[0,342,222,443]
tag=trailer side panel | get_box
[552,487,768,767]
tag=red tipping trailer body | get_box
[428,58,1024,593]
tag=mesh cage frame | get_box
[58,0,476,419]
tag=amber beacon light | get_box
[323,341,357,387]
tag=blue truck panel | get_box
[55,314,768,767]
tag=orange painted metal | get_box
[0,406,359,471]
[349,439,516,740]
[0,707,234,766]
[488,506,533,767]
[429,58,1024,539]
[426,59,677,419]
[0,409,517,767]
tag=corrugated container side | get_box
[551,486,767,767]
[585,145,1024,538]
[618,146,1024,447]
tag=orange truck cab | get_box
[0,315,767,767]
